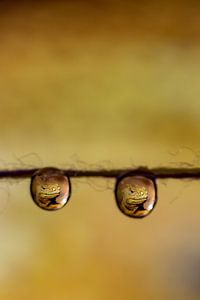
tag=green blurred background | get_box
[0,1,200,299]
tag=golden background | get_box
[0,1,200,299]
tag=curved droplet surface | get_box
[115,175,157,218]
[30,167,71,211]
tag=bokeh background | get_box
[0,1,200,299]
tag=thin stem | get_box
[0,167,200,179]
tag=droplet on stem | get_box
[115,175,157,218]
[30,167,71,211]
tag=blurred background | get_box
[0,0,200,299]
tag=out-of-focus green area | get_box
[0,1,200,299]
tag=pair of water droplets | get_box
[30,167,157,218]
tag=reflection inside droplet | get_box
[30,167,71,211]
[115,175,157,218]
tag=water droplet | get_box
[115,175,157,218]
[30,167,71,211]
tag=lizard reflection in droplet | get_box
[115,175,157,218]
[30,167,71,211]
[123,184,148,212]
[39,183,61,199]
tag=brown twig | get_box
[0,167,200,179]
